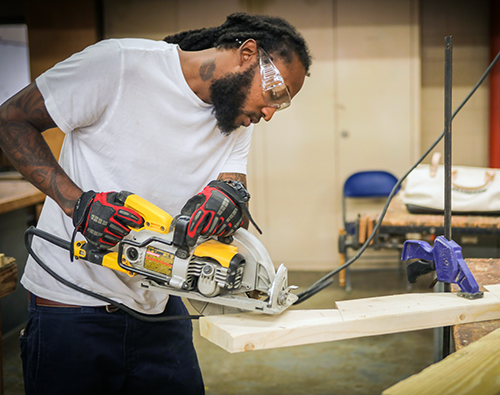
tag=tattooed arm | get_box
[217,172,249,229]
[0,82,83,216]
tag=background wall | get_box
[420,0,491,167]
[0,0,100,163]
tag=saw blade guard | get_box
[230,228,277,293]
[225,228,298,311]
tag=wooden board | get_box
[382,326,500,395]
[0,180,45,215]
[199,289,500,353]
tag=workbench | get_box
[0,176,45,216]
[379,194,500,236]
[339,194,500,290]
[452,258,500,351]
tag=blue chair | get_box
[339,170,401,292]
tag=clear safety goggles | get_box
[259,47,291,111]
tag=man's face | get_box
[209,64,257,136]
[210,52,306,136]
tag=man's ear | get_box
[238,39,258,65]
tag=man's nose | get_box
[261,107,277,122]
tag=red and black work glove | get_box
[72,190,144,250]
[175,180,261,248]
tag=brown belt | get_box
[28,293,118,312]
[29,293,81,308]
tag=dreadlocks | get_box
[163,12,312,74]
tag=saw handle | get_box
[116,191,173,234]
[24,227,134,277]
[73,240,135,277]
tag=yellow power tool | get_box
[40,192,297,315]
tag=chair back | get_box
[342,171,399,226]
[344,171,398,198]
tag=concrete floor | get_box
[2,268,435,394]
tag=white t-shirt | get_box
[21,39,253,314]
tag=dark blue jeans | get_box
[20,294,204,394]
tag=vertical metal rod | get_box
[444,36,453,242]
[442,35,453,358]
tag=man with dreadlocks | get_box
[0,12,311,394]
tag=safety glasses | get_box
[259,47,291,111]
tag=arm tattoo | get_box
[200,59,216,81]
[217,172,247,186]
[0,83,82,215]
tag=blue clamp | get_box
[402,236,483,299]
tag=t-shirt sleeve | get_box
[35,40,122,134]
[220,125,253,175]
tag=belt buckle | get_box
[106,305,120,313]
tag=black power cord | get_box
[294,48,500,305]
[25,227,202,322]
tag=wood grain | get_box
[383,326,500,395]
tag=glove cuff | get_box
[210,180,262,234]
[208,180,250,205]
[72,190,96,229]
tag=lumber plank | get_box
[199,289,500,353]
[484,284,500,296]
[382,326,500,395]
[199,309,344,353]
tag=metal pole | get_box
[442,35,453,357]
[444,37,453,241]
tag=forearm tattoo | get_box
[0,83,82,213]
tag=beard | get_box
[209,65,257,136]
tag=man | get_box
[0,12,311,394]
